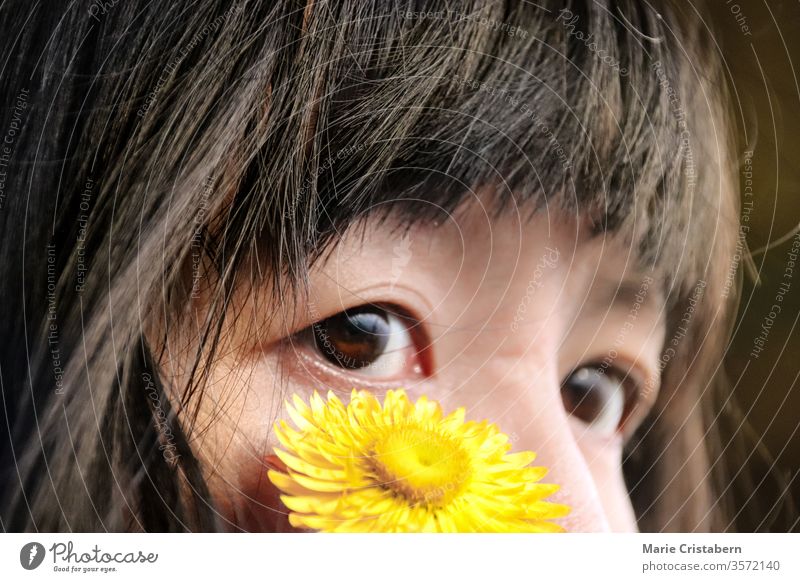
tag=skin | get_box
[161,195,666,532]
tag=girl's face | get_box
[167,197,666,532]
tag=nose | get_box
[438,349,620,532]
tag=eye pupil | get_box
[313,307,390,369]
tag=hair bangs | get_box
[228,1,731,303]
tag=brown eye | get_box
[308,305,417,377]
[312,307,390,369]
[561,366,629,434]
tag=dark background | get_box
[707,0,800,531]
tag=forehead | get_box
[317,195,663,317]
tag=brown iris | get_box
[311,306,391,369]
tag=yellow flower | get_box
[268,389,570,532]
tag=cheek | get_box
[224,459,296,532]
[186,358,297,531]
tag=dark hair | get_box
[1,0,739,531]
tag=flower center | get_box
[368,425,471,505]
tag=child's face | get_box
[169,196,666,532]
